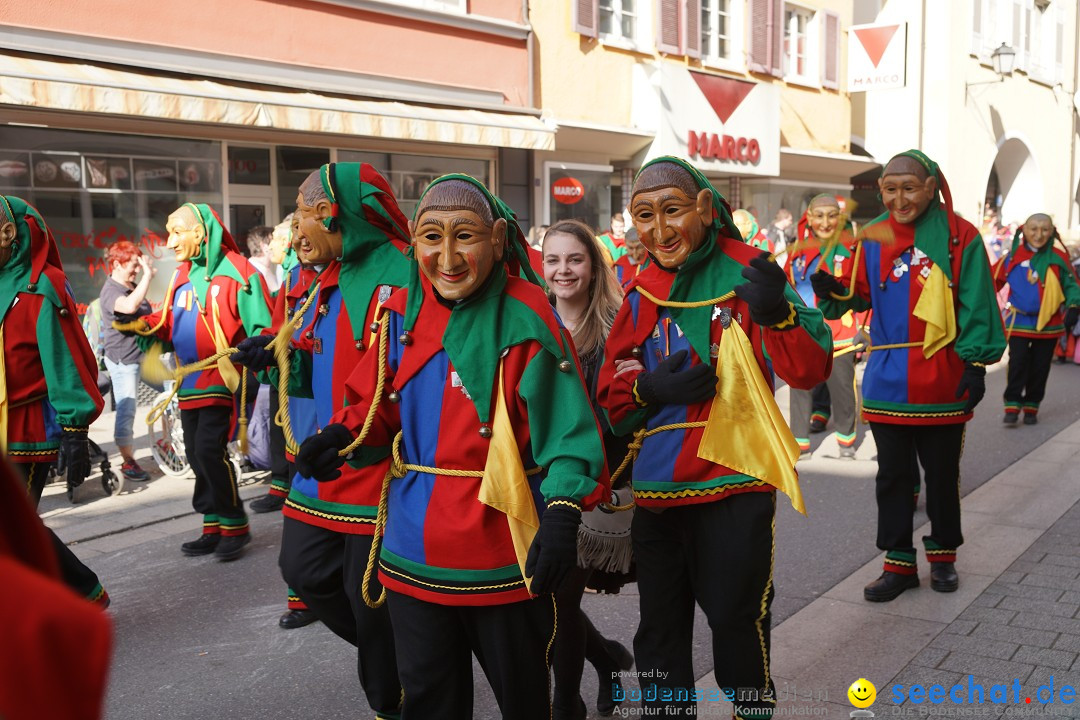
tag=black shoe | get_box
[930,562,959,592]
[863,571,919,602]
[1003,411,1019,426]
[278,608,319,629]
[181,533,220,556]
[809,418,827,433]
[250,493,286,514]
[595,640,634,716]
[214,533,251,562]
[553,696,587,720]
[1023,413,1038,425]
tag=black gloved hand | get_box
[231,334,275,370]
[295,424,352,482]
[735,251,792,326]
[1064,306,1080,332]
[634,349,716,406]
[810,268,847,301]
[525,502,581,595]
[955,362,987,413]
[61,428,91,488]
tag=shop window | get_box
[544,163,613,233]
[337,150,489,219]
[276,146,331,221]
[228,146,271,186]
[0,126,221,313]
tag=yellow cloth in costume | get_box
[478,361,540,583]
[209,297,240,394]
[1036,268,1065,332]
[697,319,805,515]
[912,264,956,358]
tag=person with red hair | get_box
[99,239,156,480]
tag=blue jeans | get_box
[104,357,139,448]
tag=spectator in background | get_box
[766,208,794,259]
[99,240,155,481]
[597,213,628,263]
[246,225,281,293]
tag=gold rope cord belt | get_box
[361,430,543,609]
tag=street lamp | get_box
[966,43,1017,101]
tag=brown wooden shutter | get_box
[822,10,840,89]
[748,0,784,76]
[685,0,702,59]
[657,0,683,54]
[574,0,599,38]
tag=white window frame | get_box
[782,4,820,87]
[598,0,651,52]
[701,0,745,72]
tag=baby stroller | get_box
[52,367,121,503]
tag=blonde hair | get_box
[543,220,623,356]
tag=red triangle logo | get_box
[854,25,899,68]
[690,72,756,125]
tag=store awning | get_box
[0,53,555,151]
[779,148,881,181]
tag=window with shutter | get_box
[575,0,599,38]
[701,0,741,65]
[657,0,682,54]
[782,5,818,84]
[971,0,983,56]
[686,0,702,59]
[822,10,840,89]
[748,0,782,76]
[599,0,639,43]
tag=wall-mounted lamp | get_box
[965,43,1017,101]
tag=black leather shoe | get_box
[864,571,919,602]
[250,493,286,514]
[1003,411,1019,426]
[278,608,319,629]
[214,533,251,562]
[181,533,219,556]
[930,562,959,592]
[1023,413,1038,425]
[809,418,827,433]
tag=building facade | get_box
[0,0,547,306]
[532,0,879,234]
[853,0,1080,242]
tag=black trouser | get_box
[267,390,290,489]
[279,518,401,717]
[387,590,555,720]
[180,405,245,523]
[790,352,857,442]
[1004,336,1058,412]
[869,422,965,557]
[553,566,628,713]
[632,492,776,718]
[811,383,831,417]
[17,461,104,600]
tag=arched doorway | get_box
[985,138,1044,227]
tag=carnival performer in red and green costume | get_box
[296,174,607,720]
[598,157,832,719]
[613,227,650,288]
[597,213,628,263]
[0,195,108,606]
[234,163,410,718]
[733,208,773,252]
[813,150,1006,602]
[786,194,861,457]
[123,203,271,561]
[991,213,1080,425]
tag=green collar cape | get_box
[880,149,958,280]
[280,246,299,275]
[401,173,567,423]
[181,203,246,306]
[319,162,412,337]
[634,156,744,366]
[0,196,67,327]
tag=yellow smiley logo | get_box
[848,678,876,708]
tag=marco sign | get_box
[848,22,907,91]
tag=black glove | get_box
[634,349,716,406]
[525,502,581,595]
[61,428,91,488]
[1065,306,1080,331]
[231,334,275,370]
[295,424,352,482]
[955,362,987,413]
[734,251,792,327]
[810,269,847,301]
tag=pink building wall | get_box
[5,0,530,107]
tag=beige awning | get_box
[0,53,555,151]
